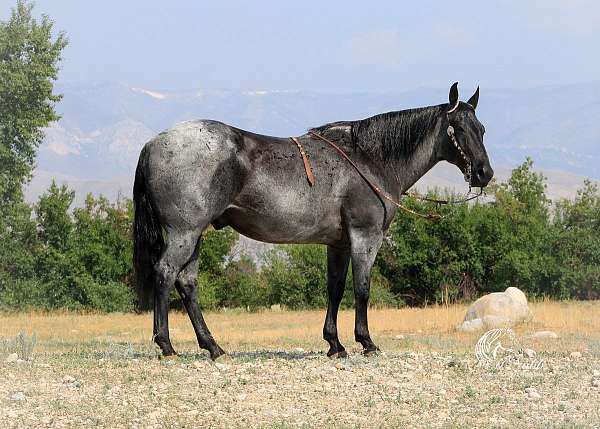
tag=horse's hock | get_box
[458,287,533,332]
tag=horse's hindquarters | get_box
[143,120,243,232]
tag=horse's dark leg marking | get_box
[153,231,198,356]
[323,245,350,358]
[175,237,226,360]
[350,231,383,355]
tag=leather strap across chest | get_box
[290,136,315,186]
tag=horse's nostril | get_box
[475,166,493,184]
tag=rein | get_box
[307,130,482,220]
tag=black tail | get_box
[133,147,164,311]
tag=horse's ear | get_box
[448,82,459,110]
[467,86,479,110]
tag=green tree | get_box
[553,180,600,299]
[0,0,67,310]
[71,194,133,285]
[262,245,328,309]
[195,227,239,309]
[221,256,268,310]
[264,244,398,310]
[35,181,74,250]
[486,158,558,296]
[0,201,38,309]
[0,0,67,208]
[377,192,481,305]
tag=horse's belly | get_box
[216,206,344,245]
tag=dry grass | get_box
[1,301,600,428]
[1,300,598,355]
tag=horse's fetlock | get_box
[323,327,338,342]
[153,333,169,346]
[354,328,370,342]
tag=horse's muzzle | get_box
[472,164,494,188]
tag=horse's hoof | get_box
[328,350,348,359]
[212,352,231,363]
[363,349,379,357]
[160,353,178,360]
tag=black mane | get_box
[309,104,445,160]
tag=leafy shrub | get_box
[73,274,134,312]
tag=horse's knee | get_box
[354,285,370,303]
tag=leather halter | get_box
[446,109,472,185]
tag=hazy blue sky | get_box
[2,0,600,92]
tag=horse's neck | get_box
[380,122,441,197]
[314,117,441,197]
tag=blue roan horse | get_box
[133,83,493,360]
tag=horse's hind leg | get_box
[175,237,226,360]
[153,229,199,356]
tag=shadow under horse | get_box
[133,83,493,360]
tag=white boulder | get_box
[532,330,559,340]
[458,287,532,332]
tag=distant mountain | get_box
[27,80,600,205]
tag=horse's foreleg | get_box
[323,245,350,358]
[175,239,226,360]
[349,230,383,355]
[153,230,199,356]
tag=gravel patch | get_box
[1,349,599,428]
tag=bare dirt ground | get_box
[1,301,599,428]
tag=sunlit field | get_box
[2,300,599,355]
[1,301,599,428]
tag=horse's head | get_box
[438,82,493,188]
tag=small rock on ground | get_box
[62,375,76,384]
[9,391,26,401]
[532,331,559,340]
[525,387,541,401]
[214,362,230,371]
[5,353,19,363]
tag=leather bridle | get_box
[446,108,473,186]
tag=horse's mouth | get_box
[469,163,494,188]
